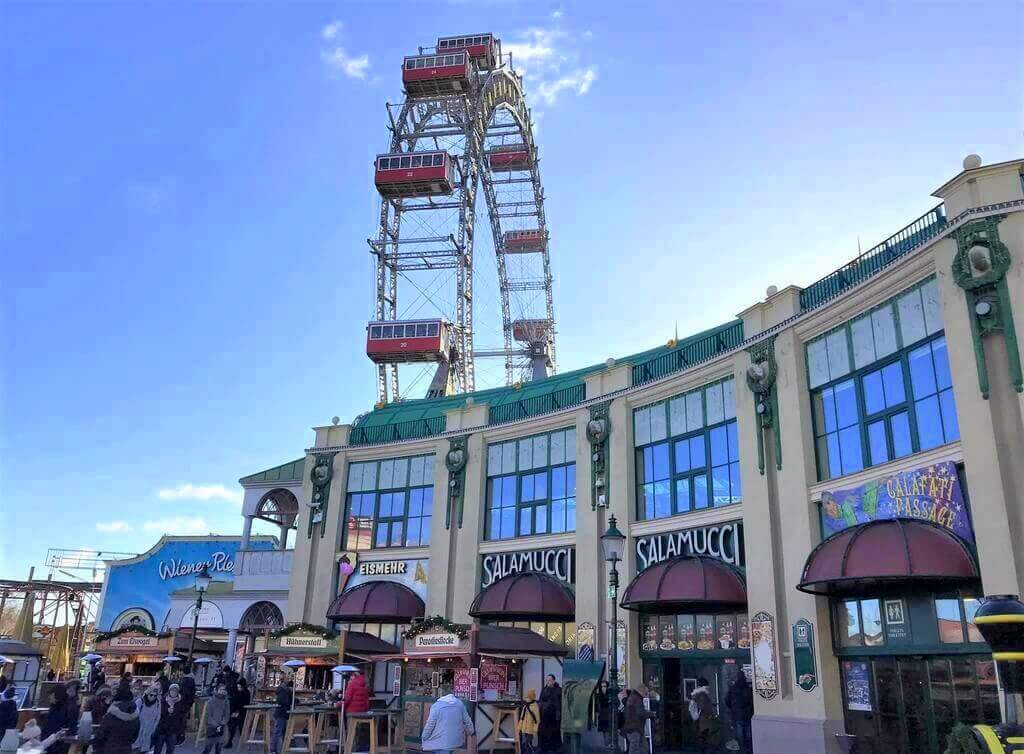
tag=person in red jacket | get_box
[341,672,370,714]
[338,671,371,751]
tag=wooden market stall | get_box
[91,628,222,680]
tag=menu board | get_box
[453,668,472,698]
[676,615,696,651]
[737,615,751,649]
[716,615,737,650]
[658,617,677,651]
[641,616,658,652]
[696,615,715,651]
[480,662,508,692]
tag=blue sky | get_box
[2,1,1021,579]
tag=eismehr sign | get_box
[635,521,744,570]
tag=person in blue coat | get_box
[420,685,474,754]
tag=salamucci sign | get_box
[481,547,574,588]
[635,521,744,571]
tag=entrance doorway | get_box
[643,658,744,752]
[841,655,1000,754]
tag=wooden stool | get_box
[312,708,342,752]
[344,715,378,754]
[240,706,273,752]
[379,710,400,754]
[489,706,520,754]
[283,708,316,753]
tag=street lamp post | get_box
[601,515,626,754]
[186,564,213,670]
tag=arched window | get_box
[240,601,283,633]
[255,489,299,528]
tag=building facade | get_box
[240,156,1024,754]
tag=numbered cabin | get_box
[487,144,531,171]
[436,34,498,69]
[366,319,451,363]
[504,229,546,253]
[374,152,455,199]
[512,318,552,343]
[402,52,471,97]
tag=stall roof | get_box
[478,625,568,657]
[0,639,42,657]
[345,631,400,657]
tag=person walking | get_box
[225,678,250,749]
[517,689,539,754]
[133,686,161,754]
[689,678,722,754]
[151,684,186,754]
[43,683,79,754]
[0,686,19,733]
[92,686,141,754]
[271,679,292,754]
[179,669,197,722]
[724,674,753,754]
[203,684,230,754]
[594,681,611,747]
[420,684,474,754]
[537,674,562,754]
[622,687,654,754]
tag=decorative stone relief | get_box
[587,402,611,510]
[445,436,469,529]
[308,452,335,538]
[745,337,781,474]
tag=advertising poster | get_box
[453,668,472,699]
[751,611,778,700]
[820,461,971,541]
[576,622,595,661]
[560,660,604,735]
[97,536,275,631]
[844,661,872,712]
[479,662,508,692]
[338,552,429,601]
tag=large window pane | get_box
[909,344,938,397]
[862,599,883,646]
[916,395,944,451]
[839,426,864,475]
[872,304,899,359]
[863,369,886,415]
[851,315,876,369]
[704,384,722,426]
[808,339,829,388]
[921,278,943,334]
[868,420,889,465]
[937,599,965,643]
[723,379,736,419]
[826,330,851,380]
[898,288,927,346]
[650,403,668,441]
[840,601,863,646]
[891,411,913,458]
[669,397,687,436]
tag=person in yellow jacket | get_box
[517,689,540,754]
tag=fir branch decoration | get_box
[403,616,468,640]
[93,625,172,643]
[270,623,338,640]
[944,723,983,754]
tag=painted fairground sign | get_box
[480,546,575,587]
[819,461,972,542]
[635,521,744,571]
[267,625,340,657]
[97,535,276,632]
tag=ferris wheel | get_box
[364,33,557,403]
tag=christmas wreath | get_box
[269,623,338,640]
[943,723,983,754]
[403,616,468,640]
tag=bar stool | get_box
[344,713,378,754]
[489,705,520,754]
[312,707,342,752]
[283,708,316,753]
[241,705,273,752]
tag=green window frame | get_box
[807,277,960,481]
[344,454,435,551]
[485,427,577,541]
[633,378,740,521]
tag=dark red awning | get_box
[469,572,575,621]
[797,518,979,595]
[326,581,425,623]
[478,625,568,657]
[620,556,746,614]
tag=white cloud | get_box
[551,10,563,19]
[143,517,210,535]
[505,27,597,107]
[536,67,597,105]
[96,520,132,534]
[321,20,342,40]
[157,483,242,504]
[321,47,370,80]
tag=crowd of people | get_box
[2,662,253,754]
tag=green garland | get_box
[93,625,172,644]
[403,616,468,640]
[944,723,983,754]
[270,623,338,640]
